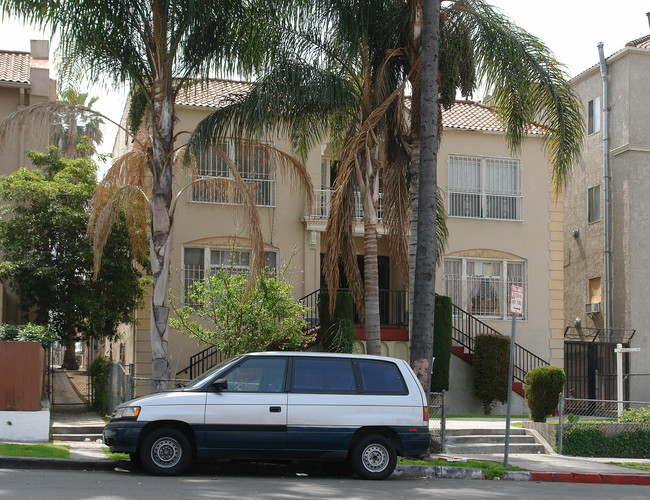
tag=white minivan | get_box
[103,352,430,479]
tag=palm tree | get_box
[190,0,432,356]
[50,85,103,159]
[408,0,585,392]
[0,0,292,392]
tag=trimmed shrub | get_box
[473,333,510,414]
[318,291,354,353]
[90,356,110,413]
[524,365,566,422]
[563,425,650,458]
[431,295,452,392]
[620,406,650,424]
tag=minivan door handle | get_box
[269,406,281,413]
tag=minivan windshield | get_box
[181,355,243,389]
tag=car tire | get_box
[350,434,396,480]
[139,427,192,476]
[129,452,143,470]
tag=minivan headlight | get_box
[113,406,141,420]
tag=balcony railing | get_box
[188,174,275,207]
[449,191,523,221]
[311,189,383,221]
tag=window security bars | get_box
[444,258,527,320]
[448,155,522,221]
[189,141,275,207]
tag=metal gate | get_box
[47,341,92,407]
[564,327,636,402]
[564,341,628,400]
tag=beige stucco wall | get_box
[0,40,54,325]
[567,47,650,401]
[437,128,562,367]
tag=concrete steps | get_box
[50,412,106,442]
[445,427,546,455]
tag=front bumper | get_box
[102,420,147,453]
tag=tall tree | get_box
[51,85,103,159]
[189,0,445,355]
[0,0,295,391]
[408,0,585,392]
[0,148,144,369]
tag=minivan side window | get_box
[291,358,356,393]
[222,357,287,392]
[356,360,408,395]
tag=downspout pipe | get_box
[597,42,612,339]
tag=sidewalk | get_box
[1,418,650,484]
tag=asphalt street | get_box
[1,468,649,500]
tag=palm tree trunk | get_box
[410,0,440,393]
[149,82,174,393]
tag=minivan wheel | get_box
[140,427,191,476]
[351,434,396,480]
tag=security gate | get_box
[47,341,92,407]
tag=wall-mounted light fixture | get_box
[571,228,580,238]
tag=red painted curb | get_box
[529,472,650,485]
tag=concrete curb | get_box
[393,464,484,480]
[0,456,116,472]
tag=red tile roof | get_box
[178,82,544,135]
[442,100,545,135]
[0,50,30,84]
[176,79,252,108]
[626,33,650,49]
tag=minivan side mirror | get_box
[213,378,228,391]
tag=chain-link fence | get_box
[558,394,650,456]
[429,391,446,453]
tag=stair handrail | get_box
[451,302,548,383]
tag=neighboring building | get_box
[111,83,561,414]
[564,23,650,402]
[0,40,56,324]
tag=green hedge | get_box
[317,291,354,353]
[431,295,452,392]
[524,365,566,422]
[90,356,110,413]
[473,333,510,414]
[563,425,650,458]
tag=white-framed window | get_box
[443,257,527,320]
[190,140,275,207]
[182,246,279,306]
[588,185,600,223]
[448,155,522,221]
[588,97,601,135]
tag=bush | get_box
[431,295,452,392]
[318,291,354,353]
[0,323,57,347]
[473,333,510,414]
[563,425,650,458]
[620,406,650,424]
[524,365,566,422]
[90,356,110,413]
[171,266,314,357]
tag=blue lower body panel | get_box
[102,421,146,453]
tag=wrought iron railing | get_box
[311,189,383,221]
[451,302,548,383]
[176,345,224,379]
[299,288,407,328]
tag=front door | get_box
[204,356,288,451]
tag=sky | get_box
[1,1,649,162]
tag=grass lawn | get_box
[398,457,527,480]
[102,447,129,462]
[0,443,69,459]
[607,462,650,472]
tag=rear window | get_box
[357,359,408,395]
[291,358,357,393]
